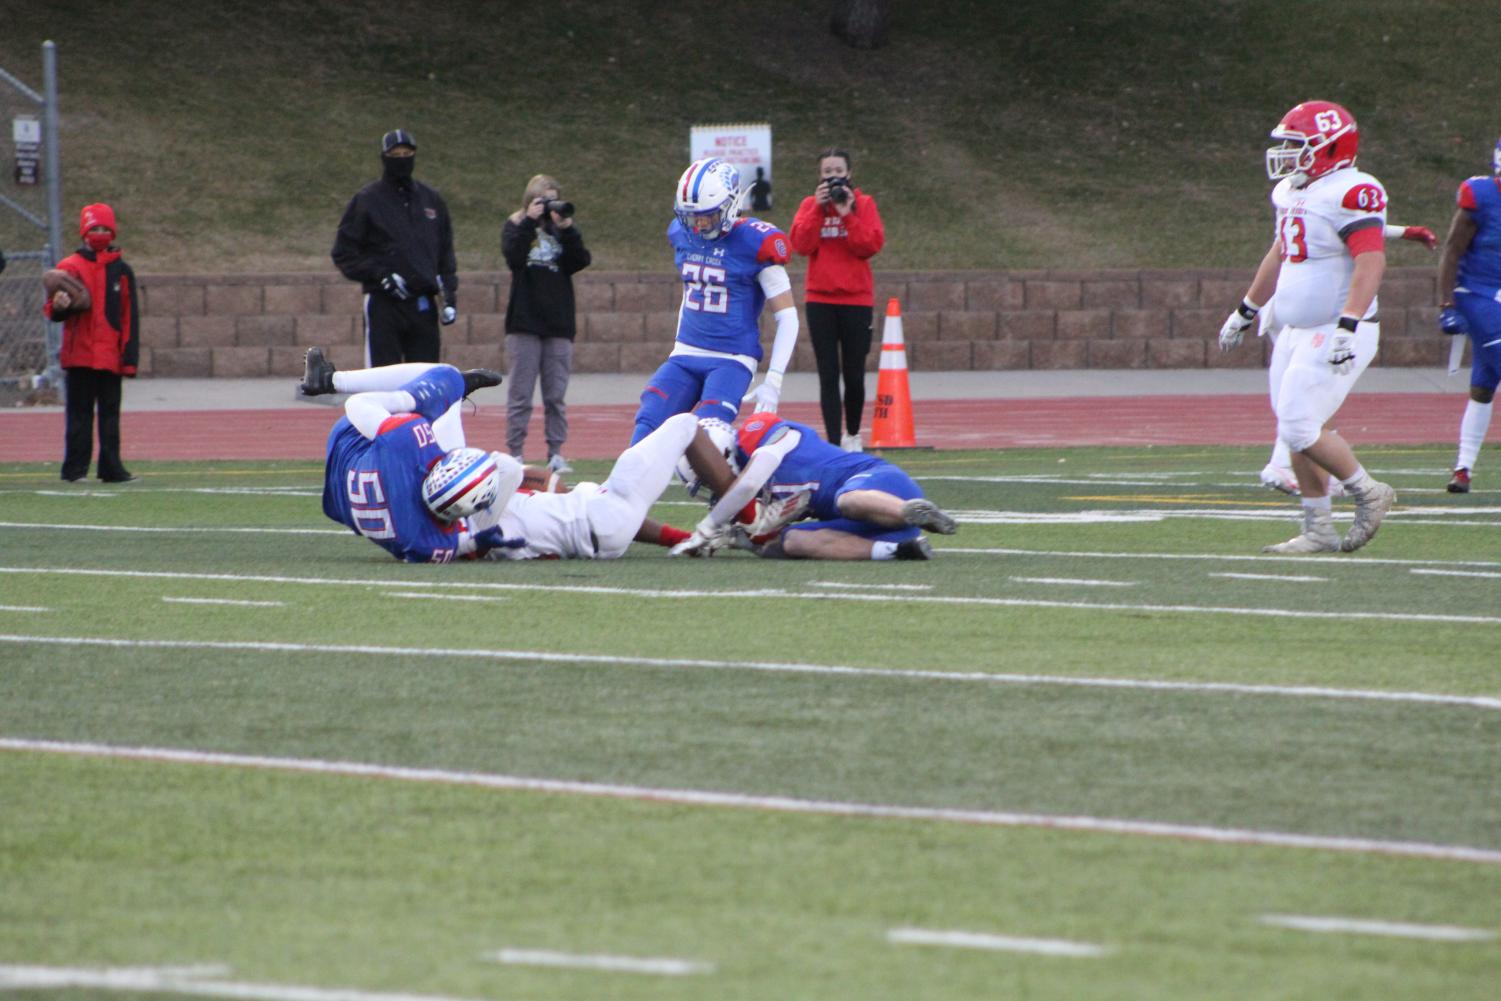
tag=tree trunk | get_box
[830,0,891,50]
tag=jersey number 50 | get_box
[682,262,729,314]
[347,470,395,539]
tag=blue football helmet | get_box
[675,158,744,239]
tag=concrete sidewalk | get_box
[15,367,1466,413]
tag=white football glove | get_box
[741,370,783,413]
[743,490,811,544]
[1329,322,1358,375]
[1218,300,1258,353]
[669,516,734,557]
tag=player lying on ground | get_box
[305,352,522,562]
[670,412,958,560]
[469,411,729,560]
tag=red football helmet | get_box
[1265,100,1359,185]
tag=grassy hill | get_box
[1,0,1497,275]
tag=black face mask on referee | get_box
[380,129,417,185]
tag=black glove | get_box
[380,272,411,300]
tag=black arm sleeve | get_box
[501,217,538,272]
[330,194,381,285]
[557,226,592,276]
[122,262,141,371]
[436,194,458,307]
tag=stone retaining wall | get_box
[132,268,1444,378]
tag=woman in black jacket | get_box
[501,174,591,473]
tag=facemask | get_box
[382,155,415,182]
[85,232,113,252]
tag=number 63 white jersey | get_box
[1269,167,1387,330]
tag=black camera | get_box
[825,176,852,205]
[540,198,574,219]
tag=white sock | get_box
[336,362,439,394]
[1457,399,1493,471]
[1269,437,1292,469]
[1301,495,1332,516]
[871,541,898,561]
[1339,465,1377,495]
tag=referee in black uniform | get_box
[332,129,458,366]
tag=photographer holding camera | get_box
[501,174,591,473]
[788,147,885,451]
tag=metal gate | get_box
[0,41,63,402]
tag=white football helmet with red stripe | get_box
[675,158,744,239]
[675,417,740,497]
[422,448,514,522]
[1266,100,1359,187]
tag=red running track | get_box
[0,394,1466,463]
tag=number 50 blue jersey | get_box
[668,216,790,359]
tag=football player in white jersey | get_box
[1217,100,1397,553]
[1255,221,1436,496]
[470,412,728,560]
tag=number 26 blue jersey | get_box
[668,216,790,359]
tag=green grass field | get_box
[2,444,1499,1000]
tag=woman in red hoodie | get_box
[44,203,139,482]
[788,148,885,451]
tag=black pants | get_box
[62,367,130,481]
[806,301,873,443]
[365,293,441,367]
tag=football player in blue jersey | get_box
[669,411,958,560]
[1437,136,1501,493]
[630,157,800,444]
[300,348,525,562]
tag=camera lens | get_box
[546,199,575,218]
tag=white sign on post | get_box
[13,115,41,185]
[690,121,774,211]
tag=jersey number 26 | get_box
[681,262,729,314]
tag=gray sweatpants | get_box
[506,333,574,458]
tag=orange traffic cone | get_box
[867,298,924,449]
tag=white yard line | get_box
[887,927,1110,957]
[0,605,49,613]
[0,964,497,1001]
[6,738,1499,865]
[163,597,287,608]
[1258,914,1497,942]
[2,633,1498,712]
[947,546,1501,569]
[3,566,1499,626]
[1010,577,1135,587]
[808,581,933,591]
[487,949,711,976]
[0,521,343,536]
[1411,568,1501,580]
[1210,573,1327,583]
[382,592,511,603]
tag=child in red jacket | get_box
[44,203,140,483]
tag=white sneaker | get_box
[1263,509,1339,554]
[1340,481,1395,552]
[547,453,573,475]
[1259,464,1300,496]
[841,433,863,453]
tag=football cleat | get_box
[1263,517,1340,554]
[1340,481,1396,552]
[900,498,958,535]
[1448,467,1472,494]
[894,536,934,560]
[299,346,336,396]
[461,368,502,397]
[1259,464,1300,496]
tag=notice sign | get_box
[13,115,40,185]
[690,121,773,211]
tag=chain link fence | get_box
[1,43,62,405]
